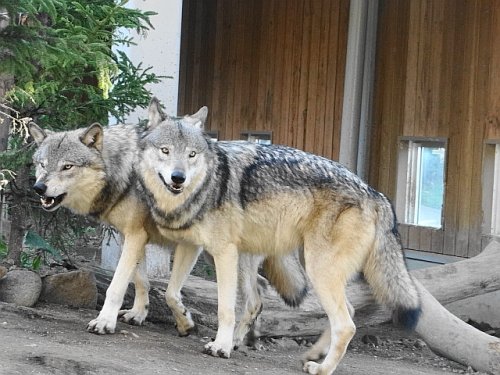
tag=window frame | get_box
[482,140,500,236]
[205,130,219,142]
[395,137,448,229]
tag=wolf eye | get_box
[189,151,197,158]
[161,147,169,155]
[40,162,46,169]
[62,164,73,171]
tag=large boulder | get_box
[0,269,42,307]
[0,265,7,279]
[40,270,97,309]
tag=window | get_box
[241,131,272,145]
[396,138,446,229]
[205,131,219,142]
[483,142,500,236]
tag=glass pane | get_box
[413,146,445,228]
[491,145,500,235]
[247,134,271,145]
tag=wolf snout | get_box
[171,170,186,185]
[33,182,47,196]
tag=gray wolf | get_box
[137,98,421,375]
[27,119,307,346]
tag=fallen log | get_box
[259,239,500,336]
[414,278,500,374]
[86,240,500,373]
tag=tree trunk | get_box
[7,166,31,266]
[0,8,12,151]
[0,74,12,151]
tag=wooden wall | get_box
[178,0,350,160]
[371,0,500,257]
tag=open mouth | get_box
[158,173,183,195]
[40,193,66,211]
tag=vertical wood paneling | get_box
[468,0,493,257]
[278,1,297,151]
[304,0,322,154]
[370,0,410,197]
[179,0,349,159]
[486,1,500,139]
[372,0,500,257]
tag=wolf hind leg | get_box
[301,213,371,375]
[302,300,355,363]
[119,258,150,325]
[165,243,202,336]
[233,253,264,349]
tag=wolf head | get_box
[140,98,209,196]
[28,122,107,214]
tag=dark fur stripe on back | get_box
[214,147,230,207]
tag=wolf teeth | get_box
[41,197,54,207]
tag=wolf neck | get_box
[142,145,226,230]
[140,167,210,230]
[88,125,138,219]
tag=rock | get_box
[274,338,300,350]
[361,334,379,347]
[414,339,427,349]
[0,269,42,307]
[0,265,7,279]
[40,270,97,309]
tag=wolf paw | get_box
[203,340,232,359]
[118,308,147,326]
[302,361,321,375]
[87,317,116,335]
[174,311,196,337]
[302,348,327,363]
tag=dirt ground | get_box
[0,300,481,375]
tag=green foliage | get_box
[24,230,62,259]
[0,236,7,259]
[21,230,62,270]
[0,0,166,266]
[0,0,164,129]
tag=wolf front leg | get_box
[118,259,150,325]
[165,243,202,336]
[203,244,239,358]
[87,231,148,334]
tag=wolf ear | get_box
[28,122,47,145]
[147,97,165,129]
[183,106,208,130]
[80,123,104,151]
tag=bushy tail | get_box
[363,199,421,330]
[262,251,308,308]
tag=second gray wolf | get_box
[136,98,421,375]
[27,118,307,347]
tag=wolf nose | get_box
[33,182,47,196]
[171,170,186,185]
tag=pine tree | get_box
[0,0,164,266]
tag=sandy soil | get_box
[0,301,480,375]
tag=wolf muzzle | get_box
[171,170,186,185]
[33,181,66,211]
[158,170,186,195]
[33,181,47,196]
